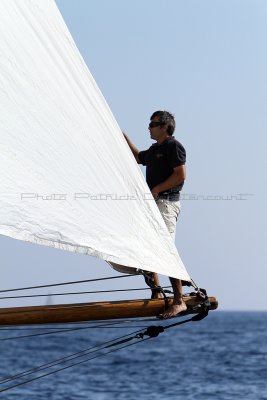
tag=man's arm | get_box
[123,132,141,164]
[151,165,186,197]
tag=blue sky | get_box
[1,0,266,310]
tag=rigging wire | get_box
[0,317,159,331]
[0,286,172,300]
[0,328,150,392]
[0,316,160,329]
[0,321,151,341]
[0,338,150,393]
[0,328,144,384]
[0,274,136,294]
[0,316,168,341]
[0,324,146,331]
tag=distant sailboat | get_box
[46,292,53,306]
[0,0,217,325]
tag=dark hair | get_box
[150,110,175,136]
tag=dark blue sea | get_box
[0,312,267,400]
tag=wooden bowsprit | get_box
[0,295,218,325]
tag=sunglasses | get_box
[149,121,163,128]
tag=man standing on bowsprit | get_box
[123,110,187,318]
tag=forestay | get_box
[0,0,190,281]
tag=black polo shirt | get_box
[138,136,186,195]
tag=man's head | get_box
[150,111,175,136]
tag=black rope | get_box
[0,317,159,329]
[0,274,135,294]
[0,286,172,300]
[0,326,90,341]
[0,337,150,393]
[0,324,148,332]
[0,328,144,385]
[0,328,148,392]
[0,321,151,341]
[0,340,116,385]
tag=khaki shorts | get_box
[155,198,180,241]
[110,198,181,274]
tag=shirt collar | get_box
[152,136,174,147]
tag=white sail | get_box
[0,0,190,281]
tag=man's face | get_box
[148,117,167,141]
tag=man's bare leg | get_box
[151,272,164,299]
[161,278,187,318]
[144,272,164,299]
